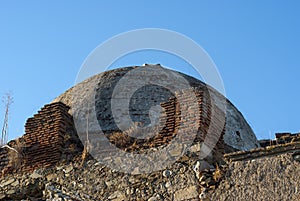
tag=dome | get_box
[53,65,260,158]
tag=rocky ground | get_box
[0,144,214,201]
[0,151,299,200]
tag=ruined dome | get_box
[53,65,260,154]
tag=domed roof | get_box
[53,65,260,153]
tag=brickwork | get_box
[0,147,8,173]
[106,87,227,165]
[156,87,226,151]
[0,102,82,176]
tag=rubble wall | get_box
[209,152,300,201]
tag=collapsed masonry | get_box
[95,87,228,151]
[0,65,261,177]
[0,102,83,177]
[0,87,228,176]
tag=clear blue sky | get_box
[0,1,299,140]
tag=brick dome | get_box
[53,65,260,156]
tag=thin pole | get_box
[1,93,12,146]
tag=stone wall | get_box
[208,152,300,201]
[259,132,300,147]
[225,141,300,162]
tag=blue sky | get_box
[0,1,299,140]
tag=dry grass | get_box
[108,122,159,150]
[125,122,158,138]
[124,122,144,138]
[80,140,90,167]
[109,131,133,148]
[213,163,223,182]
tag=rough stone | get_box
[148,196,157,201]
[10,180,19,187]
[108,190,126,201]
[6,189,15,194]
[0,178,15,187]
[162,170,172,178]
[30,172,43,179]
[63,165,74,174]
[46,173,57,181]
[0,194,5,199]
[174,185,199,201]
